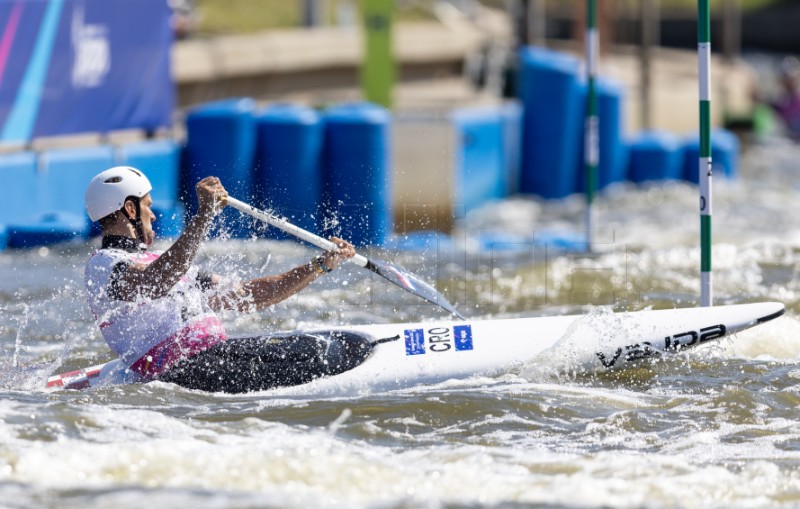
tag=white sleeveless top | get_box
[85,243,227,378]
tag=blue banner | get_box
[0,0,173,143]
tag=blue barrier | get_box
[681,129,739,183]
[627,131,684,183]
[254,103,323,240]
[478,231,585,252]
[0,152,37,251]
[8,146,114,247]
[323,102,392,246]
[384,230,453,252]
[452,107,506,213]
[9,211,87,248]
[518,46,584,198]
[384,230,586,254]
[0,152,38,226]
[185,98,257,238]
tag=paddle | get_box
[226,197,465,320]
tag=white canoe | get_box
[47,301,785,393]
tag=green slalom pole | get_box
[584,0,599,250]
[698,0,713,306]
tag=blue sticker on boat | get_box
[405,329,425,355]
[454,325,473,351]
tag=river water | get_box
[2,139,800,508]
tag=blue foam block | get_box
[185,98,257,238]
[452,106,507,213]
[518,46,584,198]
[255,103,323,239]
[627,131,684,183]
[681,129,739,183]
[323,102,392,246]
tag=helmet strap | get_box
[123,197,146,247]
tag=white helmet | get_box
[85,166,153,222]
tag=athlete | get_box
[83,166,360,393]
[749,56,800,141]
[771,57,800,140]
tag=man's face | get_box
[138,193,156,246]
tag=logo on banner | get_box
[71,4,110,88]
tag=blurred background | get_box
[0,0,797,249]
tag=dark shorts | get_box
[157,331,373,393]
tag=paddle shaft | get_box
[226,197,465,319]
[227,197,369,268]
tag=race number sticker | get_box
[404,325,474,355]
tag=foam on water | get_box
[2,408,762,509]
[4,365,800,508]
[720,315,800,360]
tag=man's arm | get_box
[208,237,356,312]
[114,177,227,301]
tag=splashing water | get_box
[11,301,28,369]
[2,140,800,507]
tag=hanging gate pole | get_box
[584,0,599,250]
[698,0,713,307]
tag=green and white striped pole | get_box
[698,0,713,306]
[584,0,599,250]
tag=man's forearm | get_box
[213,261,323,312]
[139,209,215,298]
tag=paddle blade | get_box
[365,259,465,320]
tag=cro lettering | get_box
[428,327,452,352]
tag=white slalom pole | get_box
[698,0,713,307]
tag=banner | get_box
[0,0,173,143]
